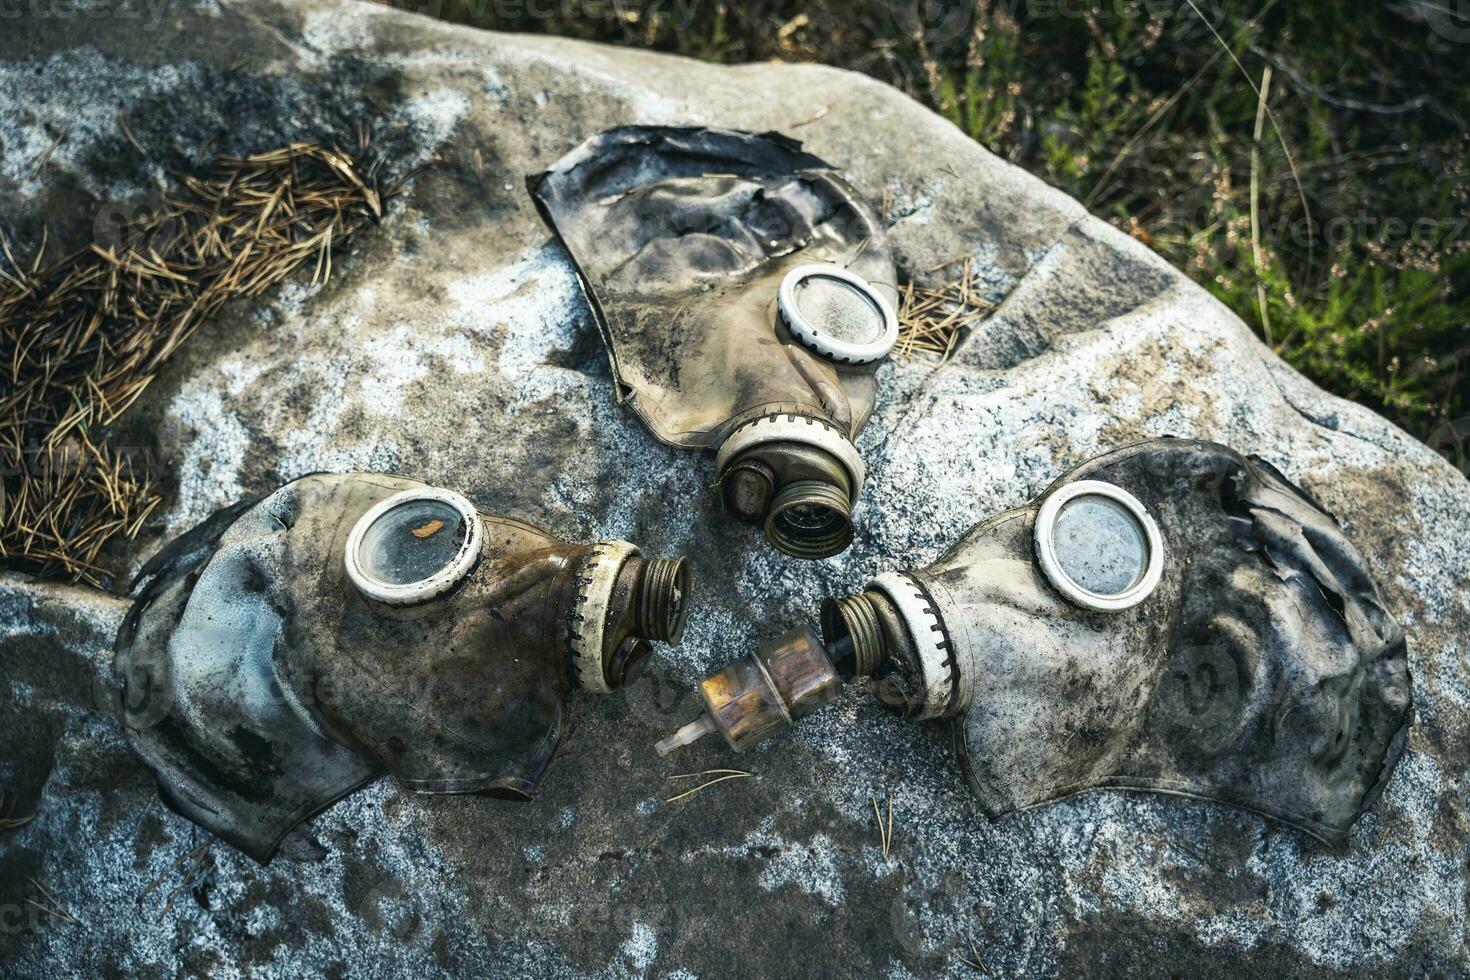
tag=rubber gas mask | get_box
[658,439,1413,845]
[113,473,690,862]
[532,126,899,559]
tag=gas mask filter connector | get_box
[714,414,866,560]
[636,555,692,644]
[766,479,853,559]
[821,576,955,719]
[654,626,845,757]
[571,545,693,693]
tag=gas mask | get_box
[112,473,691,862]
[532,126,899,559]
[658,439,1413,845]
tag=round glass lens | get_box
[793,275,885,344]
[1050,494,1149,596]
[356,498,469,586]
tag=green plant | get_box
[417,0,1469,462]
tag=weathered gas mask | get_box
[113,474,690,862]
[658,439,1413,845]
[532,126,899,558]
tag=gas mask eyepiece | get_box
[1033,480,1163,612]
[777,263,898,365]
[344,488,482,604]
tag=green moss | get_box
[426,0,1469,466]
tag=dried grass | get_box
[0,788,34,832]
[0,129,402,586]
[894,258,995,363]
[871,789,894,858]
[27,876,79,925]
[957,936,991,974]
[663,768,751,804]
[136,836,215,904]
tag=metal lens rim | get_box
[1033,480,1164,612]
[343,487,483,605]
[776,263,899,365]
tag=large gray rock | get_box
[2,1,1467,976]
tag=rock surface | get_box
[2,1,1468,976]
